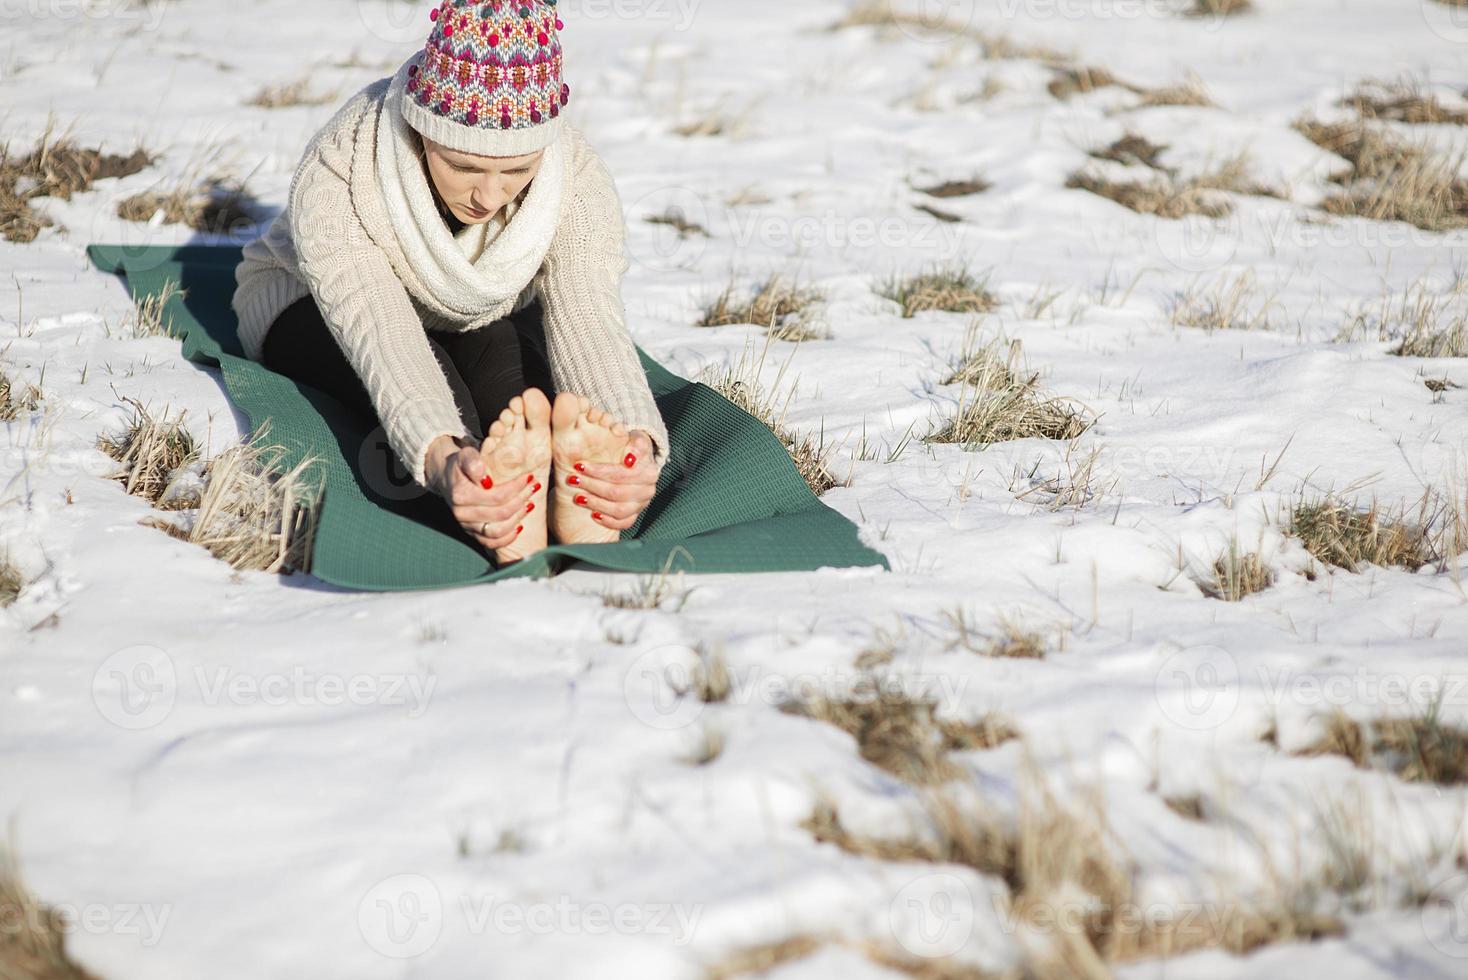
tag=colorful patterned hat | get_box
[402,0,570,157]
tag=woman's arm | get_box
[535,136,672,465]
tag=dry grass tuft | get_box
[1090,133,1171,171]
[878,262,996,318]
[941,606,1050,658]
[929,332,1092,447]
[117,176,260,238]
[1170,270,1278,332]
[0,126,152,243]
[806,762,1349,972]
[0,372,43,422]
[1289,497,1436,573]
[670,644,732,705]
[914,176,991,198]
[781,688,984,784]
[0,849,100,979]
[125,281,186,339]
[246,75,338,109]
[1343,80,1468,126]
[645,206,708,238]
[1184,0,1254,16]
[1295,116,1468,231]
[1164,794,1206,821]
[97,398,199,503]
[698,274,827,342]
[698,339,843,496]
[1298,703,1468,786]
[1135,76,1216,109]
[1339,281,1468,358]
[706,935,825,980]
[1048,65,1131,100]
[1069,151,1278,220]
[0,553,22,608]
[1066,169,1229,219]
[1200,539,1274,600]
[180,432,319,574]
[101,402,318,573]
[829,1,1070,62]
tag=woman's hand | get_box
[424,434,537,551]
[564,429,663,532]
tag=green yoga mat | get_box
[87,244,889,591]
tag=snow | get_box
[3,0,1468,977]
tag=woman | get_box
[231,0,669,567]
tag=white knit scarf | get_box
[373,57,566,320]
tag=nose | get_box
[470,175,504,212]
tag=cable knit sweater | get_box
[232,61,669,488]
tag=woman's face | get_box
[422,137,544,224]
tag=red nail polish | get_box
[592,512,603,520]
[480,475,493,490]
[526,501,535,513]
[574,462,586,472]
[532,482,542,493]
[575,494,588,505]
[515,524,523,534]
[567,474,580,486]
[623,453,637,468]
[526,473,534,485]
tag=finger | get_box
[450,470,537,508]
[456,448,488,487]
[454,498,537,527]
[566,490,645,521]
[562,471,654,502]
[572,456,659,483]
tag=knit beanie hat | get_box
[402,0,570,157]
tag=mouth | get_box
[463,204,490,219]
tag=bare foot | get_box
[479,388,553,564]
[550,392,633,545]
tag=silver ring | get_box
[478,521,490,536]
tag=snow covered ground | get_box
[3,0,1468,977]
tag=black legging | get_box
[261,293,556,440]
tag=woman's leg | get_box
[433,298,556,434]
[261,295,480,435]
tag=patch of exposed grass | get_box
[97,398,199,503]
[1170,270,1279,332]
[0,126,152,243]
[780,687,1010,784]
[1090,133,1171,171]
[1048,64,1132,100]
[670,643,732,705]
[1343,80,1468,126]
[698,273,827,342]
[0,371,43,421]
[1298,703,1468,786]
[1200,539,1274,600]
[1136,76,1215,109]
[1069,151,1279,219]
[1164,794,1207,821]
[246,75,338,109]
[808,762,1358,973]
[878,261,996,318]
[117,176,261,238]
[941,606,1050,658]
[913,176,991,198]
[830,1,1071,62]
[0,849,100,979]
[706,935,825,980]
[1296,116,1468,231]
[1184,0,1254,17]
[929,333,1092,447]
[125,281,186,339]
[672,99,757,139]
[698,339,844,496]
[1066,169,1229,219]
[0,553,21,607]
[1338,281,1468,357]
[1289,497,1435,573]
[645,206,708,238]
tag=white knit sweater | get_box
[232,61,670,488]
